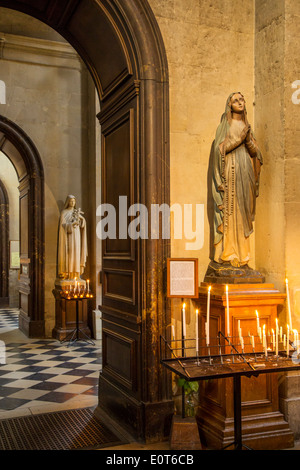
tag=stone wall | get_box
[148,0,255,337]
[0,10,97,336]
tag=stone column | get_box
[255,0,300,439]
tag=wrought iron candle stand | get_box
[161,332,300,450]
[60,288,95,347]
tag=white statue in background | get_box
[57,195,87,280]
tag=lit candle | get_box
[275,318,279,357]
[195,309,199,355]
[285,279,293,330]
[251,335,255,350]
[283,334,286,348]
[238,320,242,342]
[206,286,211,346]
[87,279,90,293]
[263,324,267,357]
[225,285,230,337]
[171,324,175,343]
[272,329,275,347]
[256,310,260,334]
[287,324,290,356]
[182,303,186,338]
[280,326,283,342]
[258,326,262,341]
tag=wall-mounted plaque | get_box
[10,241,20,269]
[167,258,198,298]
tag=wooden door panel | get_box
[98,83,141,400]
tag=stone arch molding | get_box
[0,0,171,442]
[0,115,45,337]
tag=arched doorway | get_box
[0,0,171,441]
[0,115,45,337]
[0,179,9,306]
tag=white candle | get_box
[182,303,186,338]
[258,326,262,341]
[251,335,255,350]
[286,279,293,330]
[272,329,275,347]
[225,285,230,337]
[280,326,283,342]
[287,324,290,356]
[87,279,90,293]
[238,320,242,342]
[206,286,211,345]
[275,318,279,357]
[283,334,286,348]
[263,324,267,356]
[171,324,175,342]
[195,309,199,355]
[256,310,260,334]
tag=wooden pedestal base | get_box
[193,282,294,450]
[169,416,202,450]
[52,288,92,341]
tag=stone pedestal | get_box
[279,371,300,441]
[193,282,294,450]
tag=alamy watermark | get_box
[96,196,204,250]
[291,80,300,104]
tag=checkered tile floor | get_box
[0,309,19,329]
[0,309,101,413]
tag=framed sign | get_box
[167,258,198,298]
[10,241,20,269]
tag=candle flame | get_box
[256,310,259,317]
[285,278,288,284]
[183,303,186,308]
[208,285,211,292]
[196,309,199,314]
[226,284,228,292]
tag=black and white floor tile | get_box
[0,309,19,329]
[0,309,102,414]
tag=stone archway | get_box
[0,115,45,336]
[0,0,171,441]
[0,179,9,306]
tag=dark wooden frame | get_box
[167,258,199,299]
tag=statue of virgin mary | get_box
[57,195,87,280]
[206,92,264,281]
